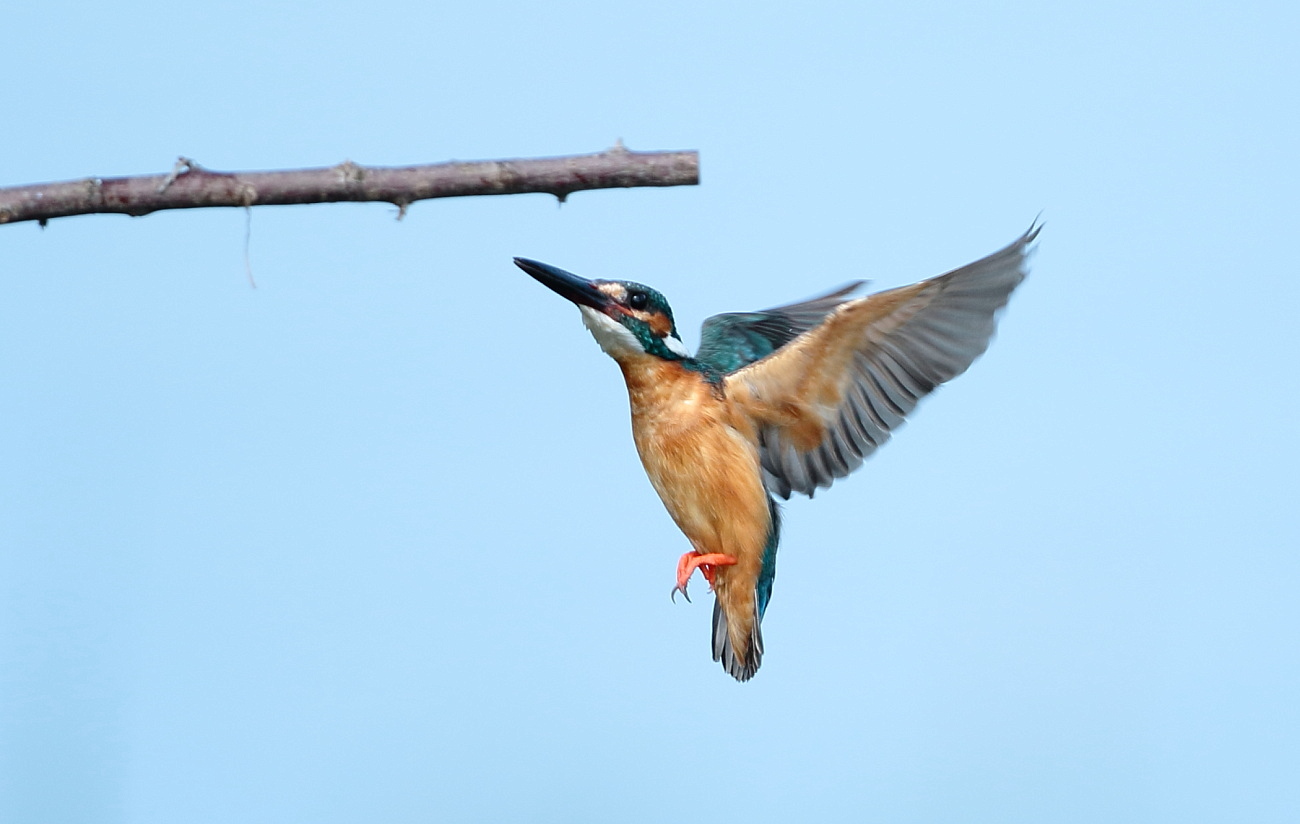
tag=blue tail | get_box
[757,496,781,619]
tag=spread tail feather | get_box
[713,595,763,682]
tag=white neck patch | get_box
[662,333,690,358]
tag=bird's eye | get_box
[628,291,649,310]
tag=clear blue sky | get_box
[4,1,1297,822]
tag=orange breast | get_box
[617,359,772,600]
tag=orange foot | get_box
[671,551,738,603]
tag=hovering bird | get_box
[515,226,1037,681]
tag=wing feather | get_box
[694,282,865,375]
[726,226,1038,499]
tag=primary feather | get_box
[723,225,1038,498]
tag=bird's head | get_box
[515,258,690,362]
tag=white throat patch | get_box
[580,306,643,357]
[578,306,691,360]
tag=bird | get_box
[514,225,1038,681]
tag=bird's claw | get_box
[672,550,738,604]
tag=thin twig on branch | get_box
[0,144,699,226]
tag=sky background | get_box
[3,1,1298,822]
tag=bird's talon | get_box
[674,550,738,600]
[671,583,691,604]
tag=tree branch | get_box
[0,145,699,226]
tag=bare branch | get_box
[0,145,699,226]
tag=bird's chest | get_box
[619,361,768,552]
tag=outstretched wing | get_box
[694,282,865,375]
[725,226,1038,499]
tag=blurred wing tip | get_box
[1019,218,1044,253]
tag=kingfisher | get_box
[514,225,1037,681]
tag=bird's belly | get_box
[633,415,770,562]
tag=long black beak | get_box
[514,258,613,313]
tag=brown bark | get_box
[0,145,699,226]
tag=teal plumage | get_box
[694,283,864,375]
